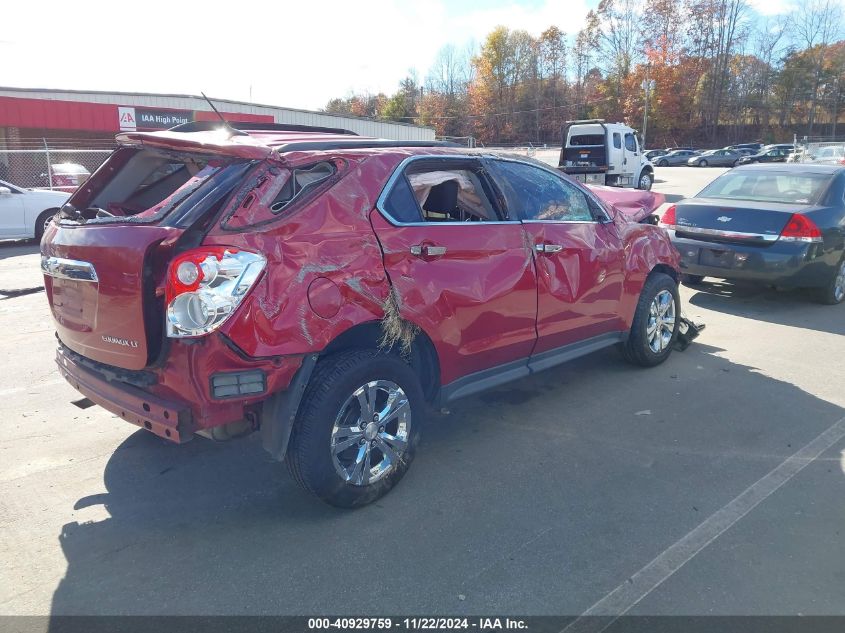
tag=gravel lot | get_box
[1,166,843,619]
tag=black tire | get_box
[732,159,740,167]
[34,209,58,242]
[620,273,681,367]
[681,273,705,286]
[658,159,669,167]
[699,160,708,167]
[813,256,845,305]
[637,170,653,191]
[286,349,424,508]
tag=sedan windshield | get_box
[698,171,833,205]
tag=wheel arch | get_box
[260,319,441,463]
[34,207,61,240]
[321,320,441,403]
[649,262,679,284]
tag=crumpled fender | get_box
[615,220,682,328]
[588,185,665,223]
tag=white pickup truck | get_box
[558,119,654,191]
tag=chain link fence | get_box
[791,137,845,164]
[0,149,113,191]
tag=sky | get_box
[0,0,832,112]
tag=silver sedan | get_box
[687,149,742,167]
[653,150,701,166]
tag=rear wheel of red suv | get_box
[620,272,680,367]
[286,350,424,507]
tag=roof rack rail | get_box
[168,121,359,136]
[274,139,460,153]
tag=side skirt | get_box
[439,331,625,405]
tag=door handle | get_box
[535,244,563,254]
[410,245,447,257]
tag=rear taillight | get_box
[779,214,823,243]
[659,204,677,227]
[165,247,266,338]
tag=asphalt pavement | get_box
[1,166,843,619]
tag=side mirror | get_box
[0,187,11,195]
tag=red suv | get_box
[41,123,681,507]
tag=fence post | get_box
[43,138,53,190]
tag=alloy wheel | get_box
[647,289,676,353]
[330,380,412,486]
[834,261,845,303]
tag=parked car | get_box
[809,146,845,165]
[726,143,763,152]
[735,148,758,157]
[0,179,70,240]
[41,122,682,507]
[644,149,668,162]
[40,162,91,192]
[763,144,794,152]
[738,147,791,165]
[654,149,701,166]
[660,164,845,304]
[687,149,742,167]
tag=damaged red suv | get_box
[41,123,681,507]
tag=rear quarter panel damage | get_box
[204,152,403,358]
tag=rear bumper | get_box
[670,234,832,287]
[57,346,193,442]
[55,339,305,443]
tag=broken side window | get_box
[271,161,335,214]
[406,169,498,222]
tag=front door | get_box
[621,132,639,182]
[486,158,626,358]
[371,156,538,386]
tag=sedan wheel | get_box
[816,258,845,305]
[836,262,845,303]
[659,159,669,167]
[34,209,57,242]
[699,160,708,167]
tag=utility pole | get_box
[833,75,840,139]
[642,65,653,148]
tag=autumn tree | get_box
[791,0,843,134]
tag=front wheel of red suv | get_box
[286,349,424,508]
[620,273,680,367]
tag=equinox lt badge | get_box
[101,335,139,348]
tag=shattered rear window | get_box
[62,147,248,225]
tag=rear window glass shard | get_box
[271,161,335,214]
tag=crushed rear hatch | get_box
[41,137,261,370]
